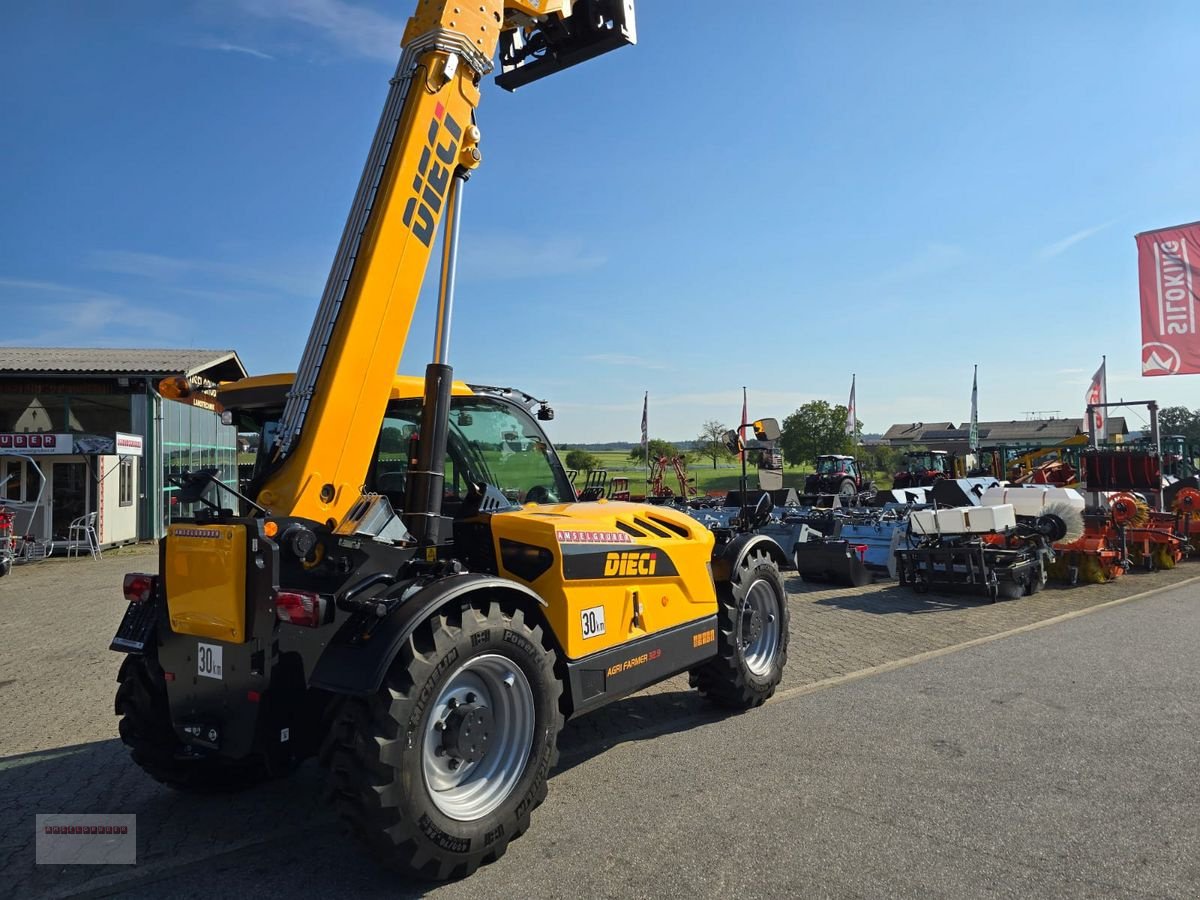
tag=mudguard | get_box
[711,532,788,584]
[309,573,548,696]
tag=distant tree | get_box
[380,426,406,454]
[862,443,900,476]
[1159,406,1200,443]
[629,438,677,463]
[780,401,859,466]
[695,419,734,469]
[564,449,601,471]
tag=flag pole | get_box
[1101,355,1107,447]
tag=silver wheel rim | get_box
[421,653,535,821]
[740,579,781,677]
[840,481,856,497]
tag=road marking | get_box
[769,575,1200,706]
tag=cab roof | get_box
[218,373,475,409]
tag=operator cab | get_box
[903,451,948,474]
[221,375,575,518]
[815,455,857,478]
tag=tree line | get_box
[562,401,904,473]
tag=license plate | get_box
[109,601,157,653]
[196,643,223,679]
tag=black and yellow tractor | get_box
[109,1,789,881]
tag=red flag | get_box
[1136,222,1200,376]
[1085,360,1107,441]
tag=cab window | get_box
[366,396,572,510]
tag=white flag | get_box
[640,392,648,458]
[969,365,979,450]
[845,375,857,437]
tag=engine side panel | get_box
[487,500,717,660]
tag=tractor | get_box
[891,450,956,490]
[803,454,870,500]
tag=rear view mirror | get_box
[753,418,781,442]
[721,429,741,455]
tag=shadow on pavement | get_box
[806,580,985,615]
[3,686,728,898]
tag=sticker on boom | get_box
[402,102,462,247]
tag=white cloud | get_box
[582,353,666,370]
[1038,221,1115,259]
[235,0,405,61]
[0,279,189,346]
[873,242,967,284]
[457,233,606,282]
[86,249,320,297]
[195,39,276,60]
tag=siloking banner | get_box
[1136,221,1200,376]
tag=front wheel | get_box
[323,602,562,881]
[691,549,789,709]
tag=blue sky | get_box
[2,1,1199,443]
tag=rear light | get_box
[275,589,327,628]
[123,573,155,604]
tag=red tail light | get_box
[275,590,326,628]
[123,573,155,604]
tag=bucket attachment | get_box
[793,534,872,587]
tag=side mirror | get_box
[752,418,781,442]
[721,429,741,455]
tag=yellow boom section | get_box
[257,4,500,522]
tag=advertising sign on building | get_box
[115,432,144,457]
[1136,221,1200,376]
[0,433,74,454]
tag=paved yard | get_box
[0,546,1195,897]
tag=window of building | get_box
[1,459,25,501]
[119,457,134,507]
[160,400,239,528]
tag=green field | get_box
[573,450,894,495]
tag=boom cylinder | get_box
[405,171,468,546]
[404,363,454,546]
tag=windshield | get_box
[816,457,846,474]
[369,396,573,509]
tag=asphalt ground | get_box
[1,546,1197,898]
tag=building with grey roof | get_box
[0,348,247,548]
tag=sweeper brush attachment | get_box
[1040,501,1085,545]
[1109,492,1150,527]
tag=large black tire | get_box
[691,549,789,709]
[115,654,268,792]
[322,601,562,881]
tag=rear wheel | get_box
[838,479,857,499]
[691,549,789,709]
[115,654,268,792]
[323,602,562,881]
